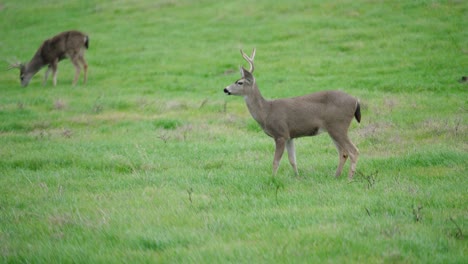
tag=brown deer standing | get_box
[9,30,89,87]
[223,49,361,179]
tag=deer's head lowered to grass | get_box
[224,49,361,179]
[9,30,89,87]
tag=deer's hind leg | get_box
[286,139,299,175]
[328,128,355,178]
[78,55,88,84]
[51,59,59,86]
[332,139,348,178]
[43,66,52,86]
[346,141,359,179]
[71,57,82,86]
[330,131,359,179]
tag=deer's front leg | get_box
[273,137,286,176]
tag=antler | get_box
[6,59,22,71]
[240,48,256,73]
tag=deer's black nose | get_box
[224,88,231,95]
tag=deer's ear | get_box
[241,67,254,82]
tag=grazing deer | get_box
[223,49,361,179]
[9,30,89,87]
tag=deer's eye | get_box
[237,81,243,85]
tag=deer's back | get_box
[267,90,358,138]
[273,90,357,115]
[39,31,88,64]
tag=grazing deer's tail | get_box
[84,36,89,49]
[354,101,361,123]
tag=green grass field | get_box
[1,0,467,263]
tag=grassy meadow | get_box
[0,0,467,263]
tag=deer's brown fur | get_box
[10,30,89,87]
[224,49,360,179]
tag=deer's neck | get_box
[244,84,268,126]
[26,54,45,74]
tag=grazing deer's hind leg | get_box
[286,139,299,175]
[78,55,88,84]
[43,66,52,85]
[346,142,359,179]
[273,137,286,176]
[51,59,59,86]
[71,57,81,86]
[331,130,359,179]
[335,148,348,178]
[329,132,348,178]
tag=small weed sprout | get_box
[449,217,464,240]
[54,99,67,110]
[454,117,462,136]
[92,96,104,113]
[181,125,193,141]
[413,204,423,222]
[158,133,170,143]
[187,188,193,204]
[58,185,64,196]
[62,128,73,138]
[199,98,208,109]
[270,177,284,205]
[275,184,280,205]
[355,170,378,189]
[17,101,24,110]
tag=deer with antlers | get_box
[9,30,89,87]
[223,49,361,179]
